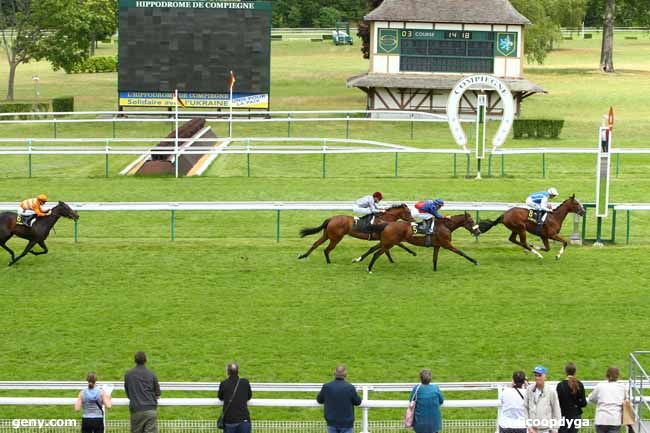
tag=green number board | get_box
[377,28,518,57]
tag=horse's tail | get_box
[478,214,504,234]
[299,219,331,238]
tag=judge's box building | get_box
[347,0,545,116]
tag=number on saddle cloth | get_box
[17,214,33,227]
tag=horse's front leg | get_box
[29,241,49,256]
[396,243,417,256]
[353,244,381,263]
[445,243,480,266]
[433,246,440,272]
[9,240,37,266]
[549,234,568,260]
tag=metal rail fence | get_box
[0,201,648,244]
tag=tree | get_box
[510,0,563,64]
[33,0,117,72]
[314,7,343,28]
[600,0,616,72]
[0,0,47,100]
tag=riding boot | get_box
[535,211,544,233]
[425,219,434,235]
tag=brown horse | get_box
[477,195,585,260]
[298,203,416,264]
[357,213,482,273]
[0,201,79,266]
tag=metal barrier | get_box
[0,419,523,433]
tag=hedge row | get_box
[69,56,117,74]
[0,97,74,118]
[513,119,565,139]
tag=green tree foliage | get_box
[510,0,564,64]
[585,0,650,26]
[0,0,47,100]
[34,0,117,72]
[272,0,365,27]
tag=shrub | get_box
[52,96,74,113]
[69,56,118,74]
[513,119,565,139]
[0,101,51,119]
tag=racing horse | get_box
[298,203,416,264]
[355,213,481,273]
[477,195,585,259]
[0,201,79,266]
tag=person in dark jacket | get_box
[124,352,161,433]
[218,363,253,433]
[556,362,587,433]
[316,365,362,433]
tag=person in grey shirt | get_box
[524,365,561,433]
[124,352,161,433]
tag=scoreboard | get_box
[118,0,272,109]
[377,28,518,74]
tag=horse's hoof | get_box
[555,255,560,261]
[475,262,480,266]
[352,257,362,263]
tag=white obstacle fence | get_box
[1,381,648,433]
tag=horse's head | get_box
[52,201,79,221]
[385,203,414,222]
[462,212,481,236]
[565,194,585,217]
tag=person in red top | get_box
[18,194,51,226]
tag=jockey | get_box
[526,187,558,224]
[353,192,384,224]
[413,199,445,234]
[19,194,51,226]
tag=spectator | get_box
[74,372,113,433]
[524,365,561,433]
[124,352,161,433]
[316,365,362,433]
[498,371,527,433]
[556,362,587,433]
[588,366,627,433]
[410,369,444,433]
[218,362,253,433]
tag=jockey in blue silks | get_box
[526,187,558,224]
[412,199,445,234]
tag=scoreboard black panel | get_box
[118,1,271,106]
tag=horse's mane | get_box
[386,203,407,210]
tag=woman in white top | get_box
[588,366,627,433]
[498,371,528,433]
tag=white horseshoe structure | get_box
[446,75,515,151]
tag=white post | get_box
[229,73,234,138]
[361,386,369,433]
[174,89,179,178]
[475,94,487,180]
[570,213,583,245]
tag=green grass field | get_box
[1,33,649,421]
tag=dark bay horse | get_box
[298,203,416,264]
[0,202,79,266]
[478,195,585,260]
[357,213,481,273]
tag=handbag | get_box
[622,399,635,426]
[217,379,241,429]
[404,384,421,428]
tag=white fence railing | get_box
[2,381,648,433]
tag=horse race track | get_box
[1,34,649,420]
